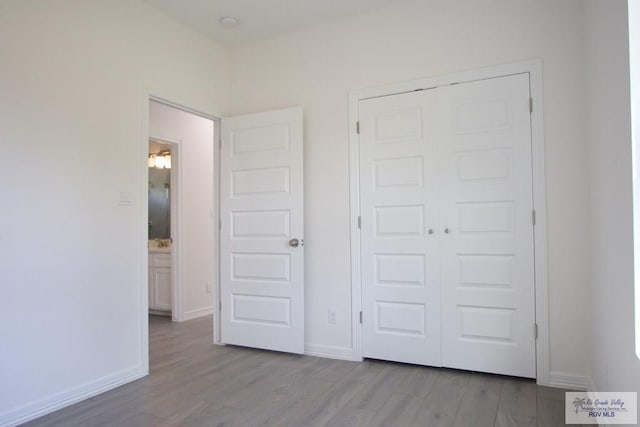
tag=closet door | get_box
[438,74,536,378]
[359,90,442,366]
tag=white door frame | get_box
[348,59,550,385]
[140,92,222,374]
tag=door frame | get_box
[140,92,222,374]
[347,59,550,385]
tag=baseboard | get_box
[0,366,146,427]
[182,306,214,321]
[305,343,355,361]
[548,371,590,390]
[149,309,171,317]
[585,376,611,426]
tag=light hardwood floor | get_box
[24,315,574,426]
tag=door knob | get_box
[444,228,450,234]
[289,238,300,247]
[428,229,434,234]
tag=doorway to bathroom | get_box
[147,98,219,325]
[148,138,175,317]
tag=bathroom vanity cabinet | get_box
[149,252,172,313]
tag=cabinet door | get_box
[148,266,154,308]
[148,255,154,308]
[152,266,172,311]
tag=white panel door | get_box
[358,73,535,378]
[220,107,304,354]
[439,74,535,378]
[359,91,442,366]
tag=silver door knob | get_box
[428,229,434,234]
[289,238,300,247]
[444,228,450,234]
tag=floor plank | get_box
[23,315,572,426]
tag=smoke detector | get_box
[219,16,239,28]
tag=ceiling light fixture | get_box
[219,16,239,28]
[148,151,171,169]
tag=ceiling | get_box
[146,0,400,47]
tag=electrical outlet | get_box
[328,310,337,324]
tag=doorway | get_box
[142,98,306,373]
[144,98,220,349]
[148,139,175,317]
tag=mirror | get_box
[148,141,172,240]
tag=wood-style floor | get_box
[24,315,573,427]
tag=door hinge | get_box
[357,216,361,229]
[219,300,222,312]
[356,121,360,134]
[219,138,222,149]
[529,97,533,113]
[532,210,536,226]
[359,311,363,324]
[219,219,222,230]
[534,323,538,340]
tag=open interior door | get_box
[220,107,304,354]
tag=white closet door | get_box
[220,107,304,354]
[438,74,535,378]
[358,73,536,378]
[359,91,442,366]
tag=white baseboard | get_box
[182,306,214,321]
[149,309,171,317]
[586,376,611,426]
[548,371,590,390]
[305,343,355,361]
[0,366,146,427]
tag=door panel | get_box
[220,108,304,354]
[438,74,535,378]
[359,91,442,366]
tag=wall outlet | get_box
[328,309,337,324]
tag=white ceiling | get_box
[146,0,400,47]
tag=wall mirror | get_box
[148,140,172,240]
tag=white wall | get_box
[632,0,640,373]
[229,0,591,382]
[0,1,229,424]
[585,0,640,392]
[149,101,215,320]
